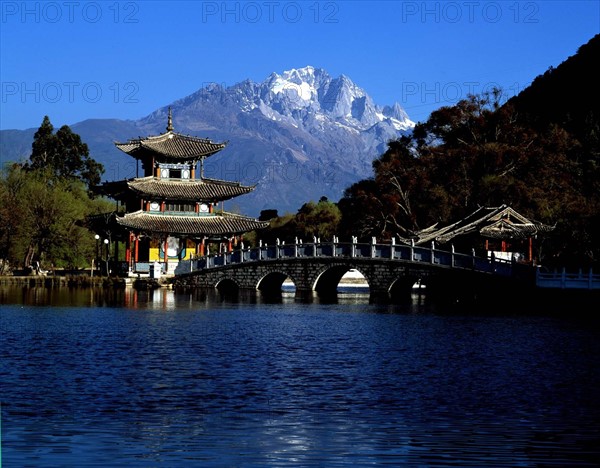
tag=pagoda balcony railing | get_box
[174,237,516,278]
[150,211,216,217]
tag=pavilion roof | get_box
[401,205,554,245]
[115,211,269,237]
[99,176,255,202]
[115,131,226,161]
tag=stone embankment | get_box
[0,276,127,288]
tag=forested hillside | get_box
[268,35,599,268]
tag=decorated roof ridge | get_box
[114,109,227,160]
[219,211,265,220]
[200,177,257,188]
[115,131,227,147]
[401,204,554,245]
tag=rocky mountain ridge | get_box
[1,66,414,215]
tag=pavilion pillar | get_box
[199,238,205,257]
[164,237,169,271]
[126,232,132,266]
[228,238,233,252]
[134,235,139,263]
[528,237,533,264]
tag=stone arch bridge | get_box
[172,239,535,302]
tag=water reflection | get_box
[1,285,406,309]
[1,285,600,467]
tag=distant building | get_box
[92,109,268,276]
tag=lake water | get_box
[1,286,599,467]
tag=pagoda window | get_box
[166,202,196,213]
[158,163,191,179]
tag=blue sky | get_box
[1,1,598,130]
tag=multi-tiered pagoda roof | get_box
[91,109,268,274]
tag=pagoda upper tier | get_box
[115,132,226,162]
[115,109,226,163]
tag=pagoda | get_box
[94,109,269,276]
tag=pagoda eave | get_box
[125,176,256,202]
[115,131,226,161]
[115,211,269,237]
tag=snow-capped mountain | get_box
[1,67,414,215]
[242,66,412,133]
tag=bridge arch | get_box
[257,270,296,294]
[312,265,370,296]
[389,275,421,302]
[215,278,240,295]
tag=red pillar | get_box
[134,235,139,263]
[164,237,169,270]
[528,237,533,264]
[227,238,233,252]
[126,232,132,264]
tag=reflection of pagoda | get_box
[96,109,268,275]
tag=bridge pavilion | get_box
[92,109,269,276]
[399,205,554,264]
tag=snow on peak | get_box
[257,66,413,131]
[270,76,314,102]
[266,66,329,107]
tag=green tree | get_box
[26,115,104,189]
[0,161,113,273]
[294,198,341,240]
[252,198,342,245]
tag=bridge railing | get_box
[176,237,515,277]
[536,268,600,290]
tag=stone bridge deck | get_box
[173,239,534,302]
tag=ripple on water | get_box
[1,291,600,466]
